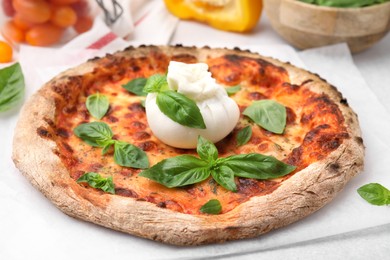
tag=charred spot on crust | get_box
[134,131,151,140]
[301,79,314,85]
[329,163,340,172]
[171,53,198,63]
[157,202,166,208]
[56,128,70,138]
[286,146,303,167]
[355,136,364,146]
[115,188,139,198]
[248,92,267,100]
[138,141,157,151]
[130,121,146,130]
[282,82,301,91]
[37,127,52,139]
[286,107,296,125]
[224,54,243,63]
[61,142,74,153]
[106,115,119,123]
[128,103,145,112]
[237,178,278,197]
[340,98,348,105]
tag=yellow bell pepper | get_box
[163,0,263,32]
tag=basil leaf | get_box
[200,199,222,215]
[143,74,168,93]
[0,63,25,112]
[243,100,286,134]
[236,126,252,147]
[139,155,210,188]
[113,141,149,169]
[77,172,115,194]
[122,78,147,96]
[86,93,109,120]
[211,166,237,192]
[220,153,296,180]
[225,85,241,96]
[156,90,206,129]
[357,183,390,206]
[74,122,113,147]
[102,140,115,155]
[197,136,218,162]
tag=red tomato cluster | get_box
[1,0,93,46]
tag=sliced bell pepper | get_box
[163,0,263,32]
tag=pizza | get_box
[12,45,364,245]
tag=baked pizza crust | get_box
[12,45,364,245]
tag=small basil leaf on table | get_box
[86,93,109,120]
[357,183,390,206]
[74,122,113,147]
[143,74,169,93]
[236,126,252,146]
[225,85,241,96]
[156,90,206,129]
[200,199,222,215]
[77,172,115,194]
[122,78,148,96]
[139,155,210,188]
[113,141,149,169]
[243,100,286,134]
[197,136,218,162]
[0,63,25,112]
[211,165,237,192]
[219,153,296,180]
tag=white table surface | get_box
[170,13,390,259]
[1,5,390,259]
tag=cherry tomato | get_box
[71,0,89,17]
[25,23,64,46]
[1,21,24,43]
[2,0,15,16]
[51,5,77,27]
[73,15,93,34]
[13,13,35,30]
[49,0,79,5]
[0,40,13,63]
[12,0,51,24]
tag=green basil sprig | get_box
[144,74,206,129]
[243,99,286,134]
[114,141,150,168]
[225,85,241,96]
[122,78,147,96]
[299,0,388,8]
[74,122,149,169]
[236,126,252,146]
[0,63,25,112]
[200,199,222,214]
[77,172,115,194]
[86,93,109,120]
[74,121,113,147]
[357,183,390,206]
[139,136,295,192]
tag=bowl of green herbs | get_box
[264,0,390,52]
